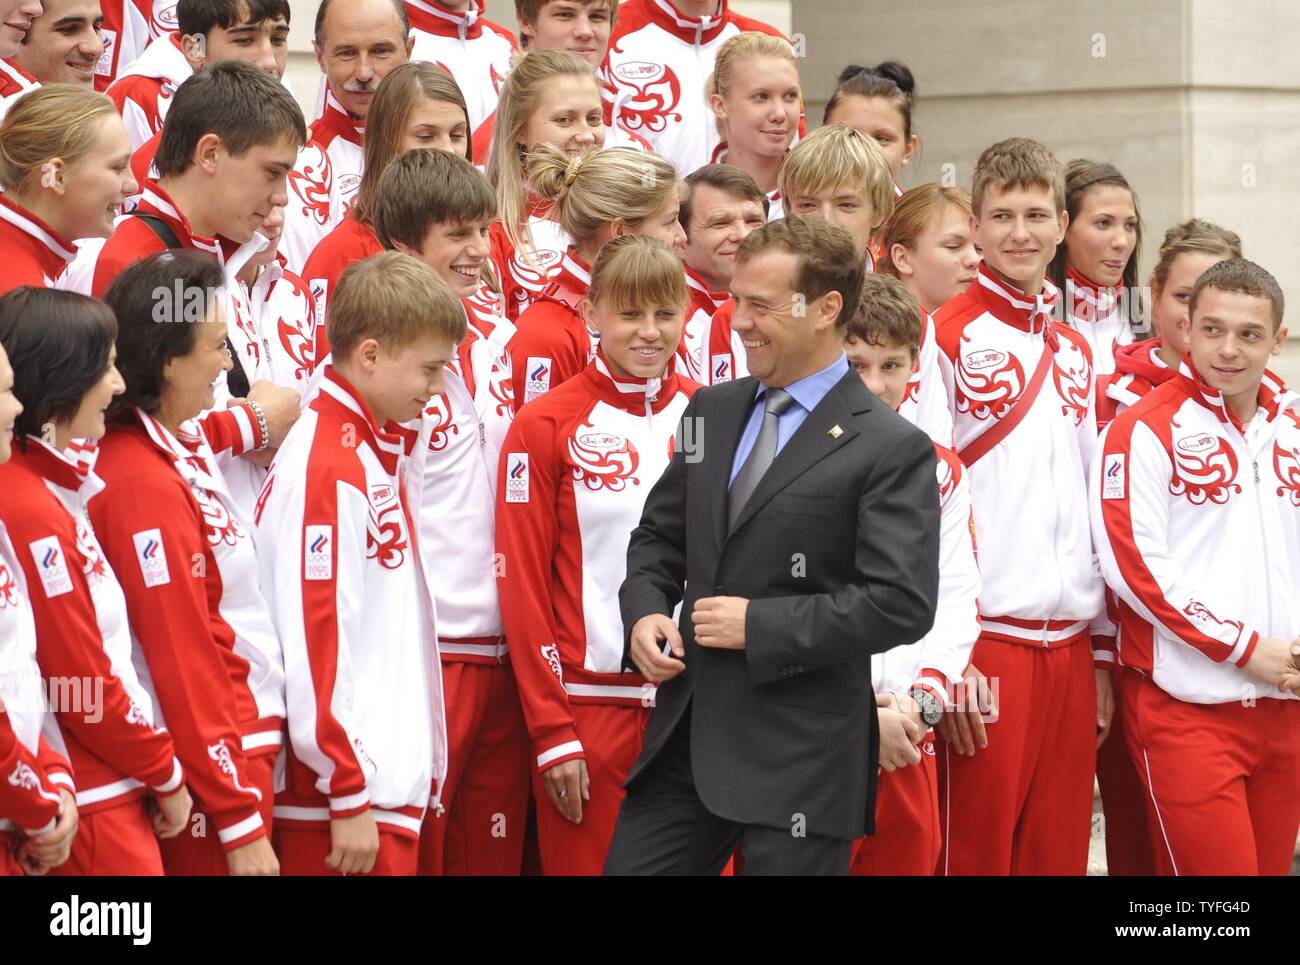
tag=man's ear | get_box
[1055,209,1069,245]
[313,42,325,75]
[1273,323,1289,354]
[969,211,983,250]
[193,132,224,175]
[181,32,207,66]
[404,33,416,60]
[390,239,417,258]
[358,337,382,372]
[818,289,844,332]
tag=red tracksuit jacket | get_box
[506,247,596,411]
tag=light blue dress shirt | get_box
[728,352,850,486]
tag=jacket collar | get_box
[406,0,486,39]
[1176,357,1288,432]
[684,264,728,311]
[644,0,731,45]
[312,89,366,147]
[542,247,593,310]
[17,438,102,501]
[582,347,681,414]
[0,195,77,275]
[317,365,405,474]
[1065,265,1120,321]
[970,261,1060,347]
[135,181,268,275]
[1113,338,1175,385]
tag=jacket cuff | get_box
[149,757,185,796]
[216,809,266,852]
[328,789,372,820]
[535,732,584,772]
[1091,635,1117,672]
[1233,630,1260,669]
[913,668,955,708]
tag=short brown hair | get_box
[516,0,617,25]
[587,235,687,312]
[155,60,306,178]
[679,164,767,232]
[1189,258,1284,332]
[970,137,1065,217]
[373,149,496,252]
[326,252,467,359]
[736,214,865,326]
[845,274,923,355]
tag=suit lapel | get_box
[728,370,872,536]
[710,379,760,551]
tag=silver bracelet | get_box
[246,401,270,451]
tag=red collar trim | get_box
[313,90,366,147]
[970,261,1060,341]
[318,366,405,474]
[1176,357,1287,431]
[18,438,98,499]
[0,196,77,271]
[644,0,731,45]
[1065,265,1120,320]
[406,0,486,40]
[584,347,681,413]
[684,265,727,308]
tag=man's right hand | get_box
[937,662,996,756]
[226,834,280,876]
[541,758,590,824]
[629,614,685,683]
[1244,636,1300,689]
[326,811,379,875]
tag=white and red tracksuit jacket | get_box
[0,57,37,122]
[1097,338,1176,431]
[402,290,516,663]
[238,257,320,402]
[496,351,698,769]
[0,441,185,814]
[599,0,789,176]
[301,215,383,352]
[96,0,177,93]
[105,32,192,151]
[88,408,286,850]
[874,444,981,705]
[899,310,956,447]
[254,366,447,837]
[488,196,573,322]
[1062,266,1134,378]
[678,265,728,383]
[934,262,1106,651]
[0,196,77,294]
[1092,362,1300,704]
[280,91,365,275]
[506,247,596,410]
[0,521,76,837]
[405,0,517,166]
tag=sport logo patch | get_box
[131,529,171,588]
[96,29,117,76]
[1102,454,1126,500]
[304,525,332,581]
[711,354,733,384]
[505,453,530,503]
[524,357,552,403]
[28,536,73,598]
[308,278,328,323]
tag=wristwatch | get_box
[908,686,944,728]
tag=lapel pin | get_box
[828,425,843,439]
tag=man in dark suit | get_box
[603,215,941,875]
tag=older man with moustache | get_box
[281,0,413,273]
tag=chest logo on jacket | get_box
[957,343,1024,421]
[570,427,640,492]
[611,58,683,134]
[1051,340,1092,426]
[366,486,408,570]
[1170,431,1241,506]
[1274,410,1300,506]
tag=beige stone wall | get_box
[793,0,1299,339]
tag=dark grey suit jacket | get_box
[619,364,940,840]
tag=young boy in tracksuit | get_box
[1091,258,1300,875]
[841,274,981,876]
[255,252,463,875]
[933,138,1108,875]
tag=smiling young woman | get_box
[0,86,137,293]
